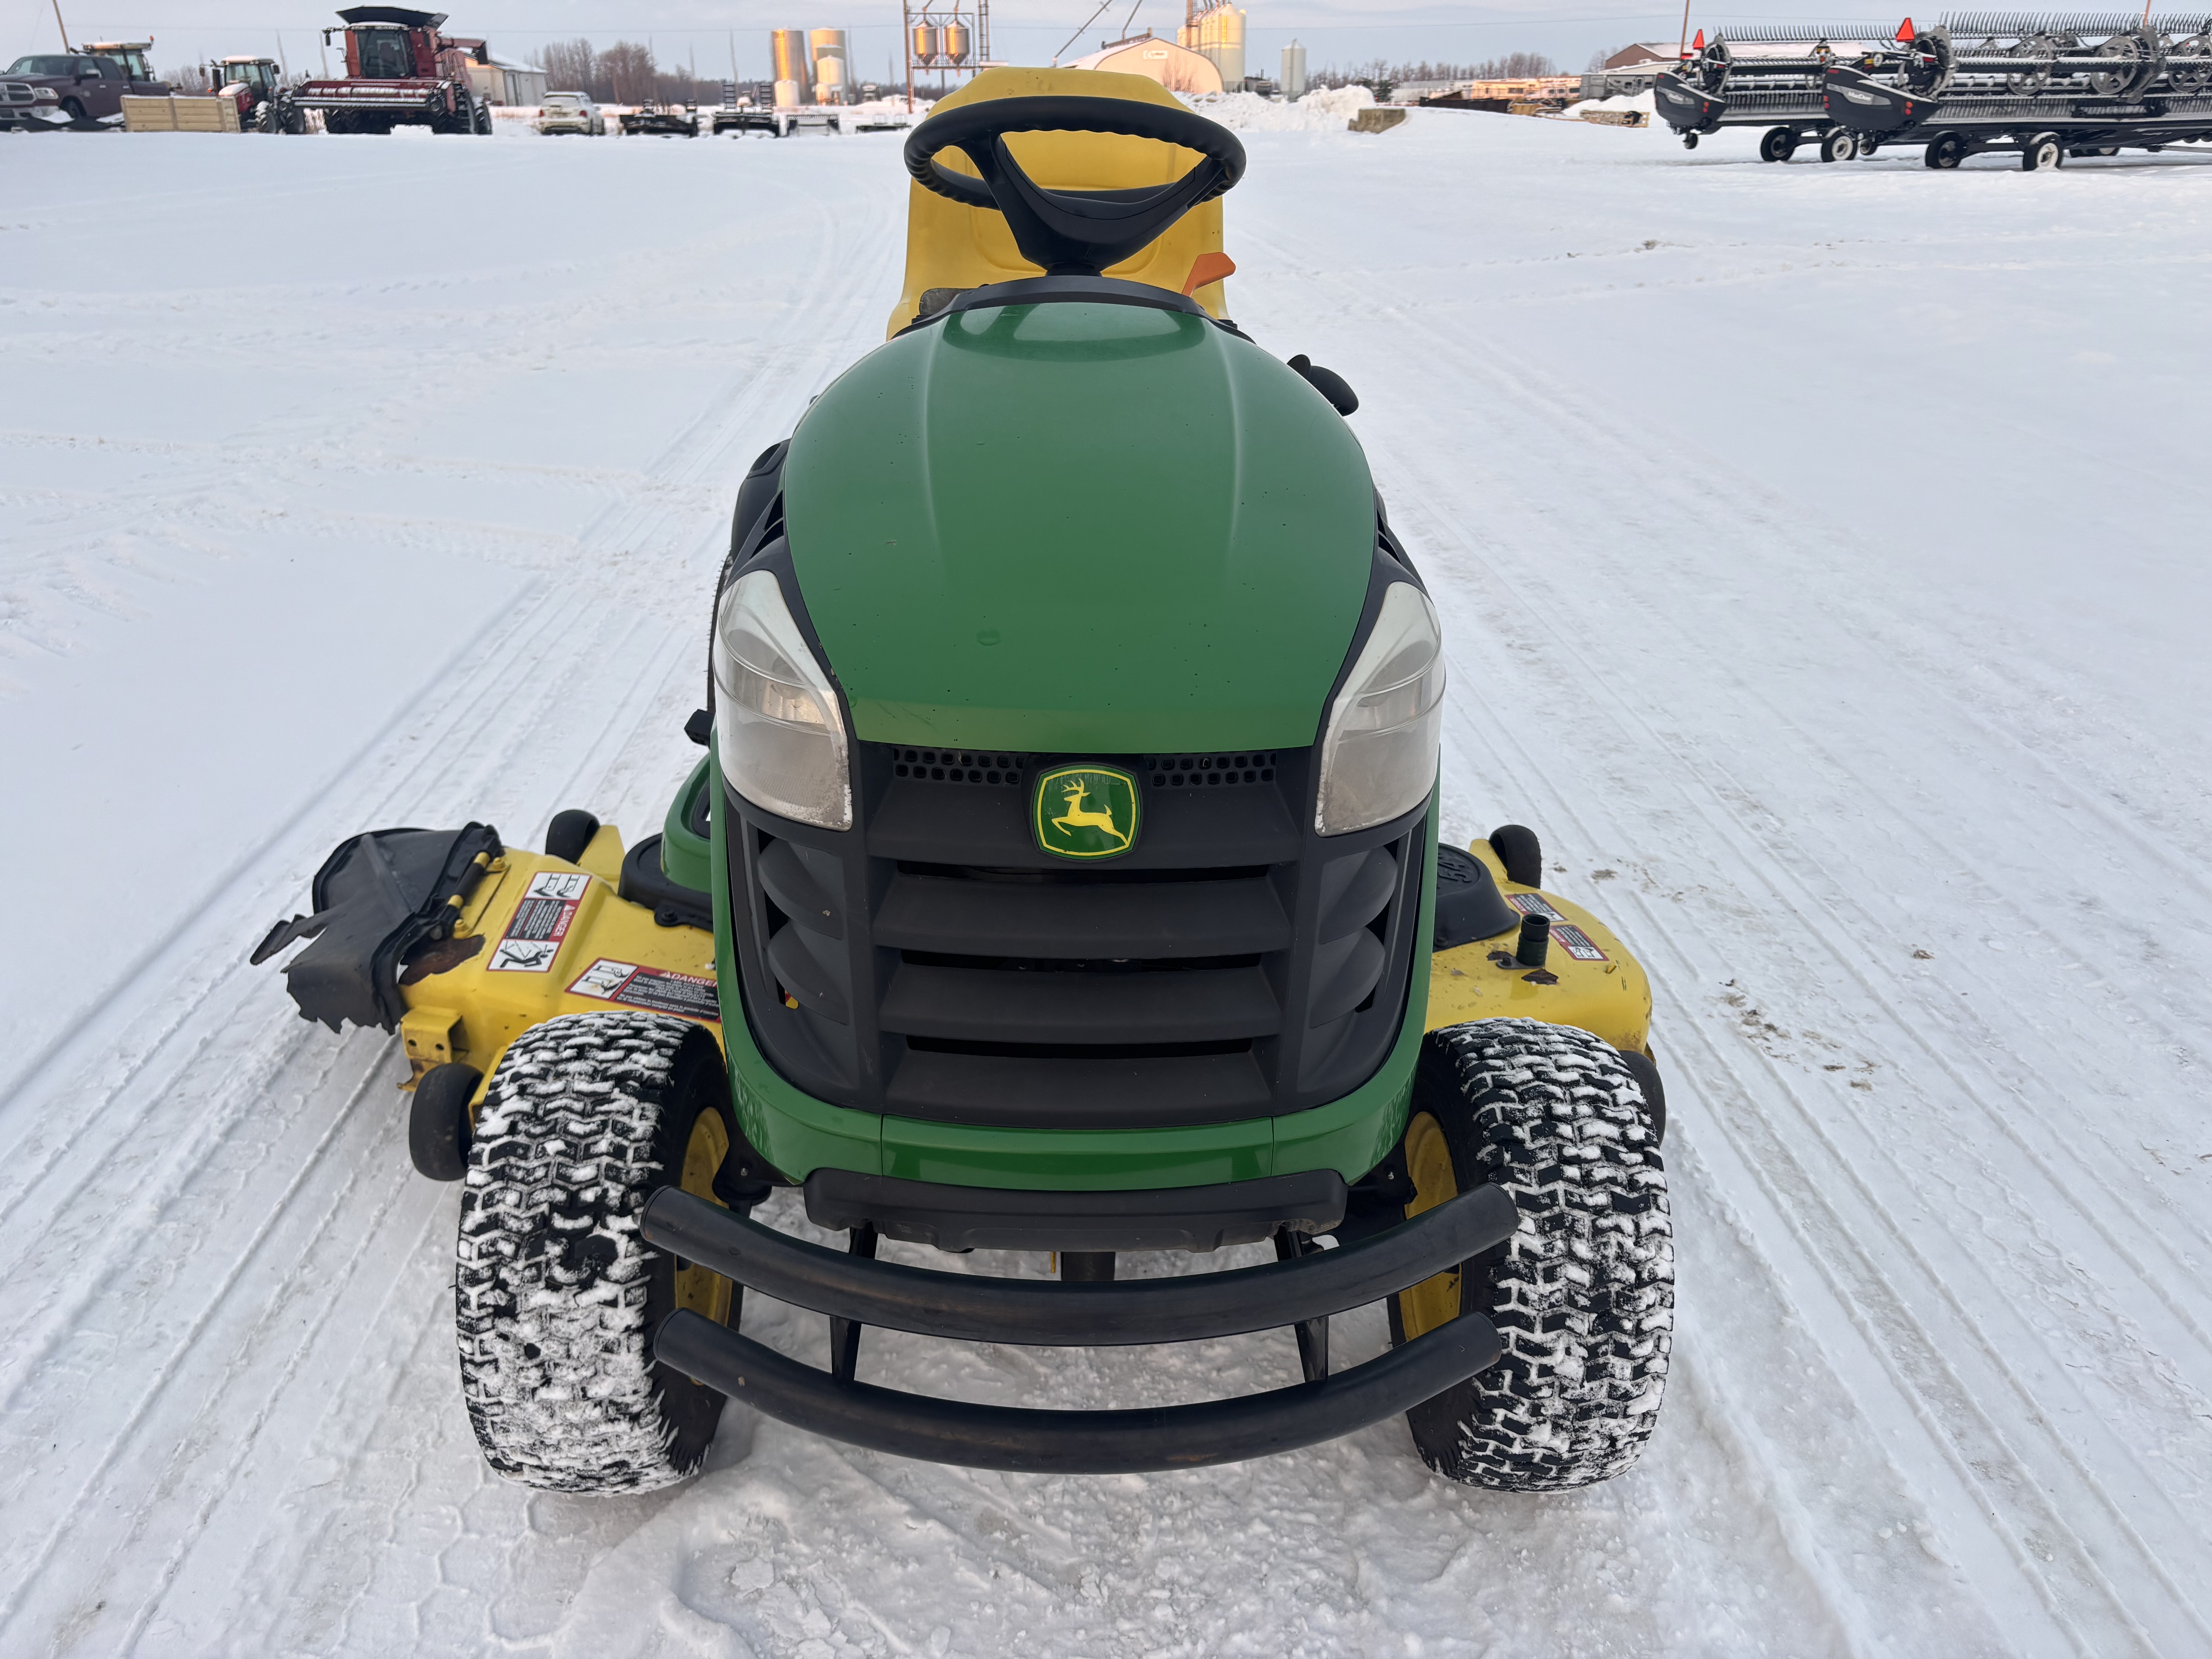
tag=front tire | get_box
[456,1011,740,1492]
[1389,1019,1673,1491]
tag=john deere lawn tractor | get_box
[255,66,1672,1494]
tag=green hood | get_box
[781,301,1376,754]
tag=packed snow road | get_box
[3,117,2209,1657]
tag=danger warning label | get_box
[568,958,720,1022]
[486,871,589,973]
[1506,893,1565,921]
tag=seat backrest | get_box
[888,66,1229,338]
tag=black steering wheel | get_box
[903,96,1246,276]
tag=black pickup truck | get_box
[2,43,169,131]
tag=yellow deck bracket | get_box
[400,1006,464,1089]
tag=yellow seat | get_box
[888,66,1231,338]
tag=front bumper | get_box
[644,1179,1517,1472]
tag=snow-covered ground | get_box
[4,114,2211,1656]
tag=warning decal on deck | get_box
[568,958,720,1022]
[1549,923,1609,963]
[1505,893,1608,960]
[486,871,589,972]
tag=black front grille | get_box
[724,739,1427,1131]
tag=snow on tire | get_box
[1390,1017,1673,1491]
[455,1010,736,1493]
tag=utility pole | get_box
[51,0,71,50]
[1678,0,1692,58]
[275,29,290,77]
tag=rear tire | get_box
[456,1011,740,1492]
[1388,1019,1673,1491]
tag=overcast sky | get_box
[14,0,1886,84]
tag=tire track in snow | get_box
[0,174,900,1654]
[1256,233,2211,1652]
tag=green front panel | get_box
[881,1116,1273,1188]
[781,302,1376,754]
[660,757,713,891]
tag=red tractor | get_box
[292,5,488,134]
[210,57,306,132]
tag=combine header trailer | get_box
[1657,24,1906,157]
[293,5,489,134]
[1659,12,2212,165]
[1830,14,2212,164]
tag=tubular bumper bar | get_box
[654,1309,1500,1473]
[641,1183,1518,1346]
[643,1183,1519,1472]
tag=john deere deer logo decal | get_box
[1033,763,1141,860]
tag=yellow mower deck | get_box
[395,826,720,1105]
[1425,836,1653,1059]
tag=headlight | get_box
[34,86,58,101]
[1315,582,1444,835]
[711,570,852,830]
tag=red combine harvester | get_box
[293,5,488,134]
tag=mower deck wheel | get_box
[544,808,601,864]
[455,1011,739,1492]
[1487,823,1542,888]
[1389,1018,1672,1491]
[2022,132,2063,171]
[1758,126,1797,162]
[409,1062,481,1181]
[1820,127,1856,163]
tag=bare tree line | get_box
[1308,52,1559,96]
[535,38,723,106]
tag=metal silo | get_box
[1281,38,1307,98]
[809,27,848,103]
[770,29,808,86]
[912,23,939,64]
[942,21,971,64]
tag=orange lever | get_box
[1182,252,1237,296]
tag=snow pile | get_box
[1181,83,1373,131]
[1563,89,1657,119]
